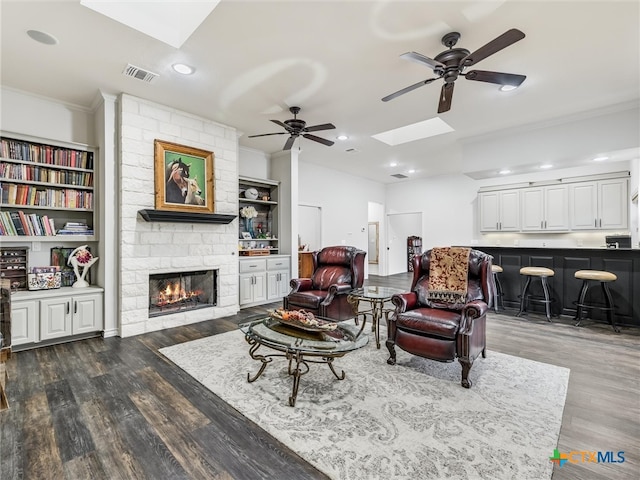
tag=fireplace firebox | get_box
[149,270,217,317]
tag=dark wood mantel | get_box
[138,209,236,224]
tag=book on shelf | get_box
[0,210,61,236]
[57,221,93,236]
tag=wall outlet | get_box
[577,239,583,247]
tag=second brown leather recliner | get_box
[284,245,366,321]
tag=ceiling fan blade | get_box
[462,28,525,67]
[382,78,438,102]
[437,83,454,114]
[303,134,334,146]
[304,123,336,133]
[270,119,289,129]
[247,132,287,138]
[465,70,526,86]
[401,51,445,71]
[283,136,296,150]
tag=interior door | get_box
[368,222,379,263]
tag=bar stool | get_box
[516,266,555,321]
[491,264,504,313]
[574,270,620,333]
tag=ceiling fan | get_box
[382,29,526,113]
[248,106,336,150]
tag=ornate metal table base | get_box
[246,336,347,407]
[348,287,405,349]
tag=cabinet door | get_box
[479,192,499,231]
[252,273,267,303]
[570,182,598,230]
[599,179,628,229]
[499,190,520,231]
[521,188,544,231]
[544,185,569,231]
[11,300,38,346]
[72,293,103,334]
[277,271,291,297]
[239,274,255,305]
[267,271,291,300]
[40,297,72,341]
[267,272,280,301]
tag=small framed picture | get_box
[241,232,252,239]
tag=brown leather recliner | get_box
[284,246,366,321]
[387,248,494,388]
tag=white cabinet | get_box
[239,255,290,307]
[40,292,103,341]
[479,189,520,232]
[239,258,267,306]
[521,185,569,231]
[267,257,291,301]
[10,299,38,345]
[11,287,103,348]
[570,179,628,230]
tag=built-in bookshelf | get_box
[0,133,96,241]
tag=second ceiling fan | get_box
[248,106,336,151]
[382,28,526,113]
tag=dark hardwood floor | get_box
[1,272,638,479]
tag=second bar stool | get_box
[516,266,555,321]
[574,270,620,332]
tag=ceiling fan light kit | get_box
[382,28,527,113]
[248,106,336,151]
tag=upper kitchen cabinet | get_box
[570,178,628,230]
[521,185,570,232]
[479,189,520,232]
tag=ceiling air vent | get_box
[122,63,159,83]
[391,173,408,179]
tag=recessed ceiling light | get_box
[593,156,609,162]
[27,30,58,45]
[389,162,398,167]
[337,135,349,141]
[499,85,518,92]
[172,63,195,75]
[408,169,416,174]
[540,164,553,169]
[499,169,511,175]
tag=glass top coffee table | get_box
[347,286,406,349]
[239,316,369,406]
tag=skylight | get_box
[80,0,220,48]
[372,117,454,146]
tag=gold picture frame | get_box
[154,140,214,213]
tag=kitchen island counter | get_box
[467,246,639,326]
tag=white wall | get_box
[298,162,385,252]
[386,174,478,251]
[239,146,270,179]
[461,104,639,175]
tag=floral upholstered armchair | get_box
[284,246,366,321]
[387,247,494,388]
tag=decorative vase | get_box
[67,245,99,288]
[246,218,255,238]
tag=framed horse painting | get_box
[153,140,215,213]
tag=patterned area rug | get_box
[160,329,569,480]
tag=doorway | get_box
[368,222,379,274]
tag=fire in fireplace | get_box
[149,270,217,317]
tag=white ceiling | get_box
[1,1,639,184]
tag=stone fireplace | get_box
[149,269,217,317]
[118,93,239,337]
